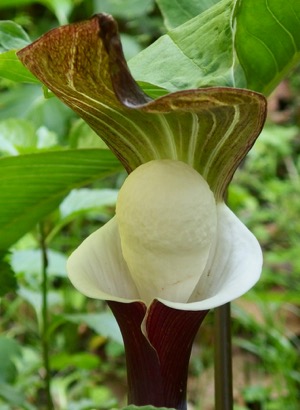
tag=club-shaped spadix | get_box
[116,159,217,305]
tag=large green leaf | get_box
[130,0,300,95]
[17,14,266,202]
[234,0,300,95]
[0,149,122,250]
[130,0,240,91]
[156,0,222,30]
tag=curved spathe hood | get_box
[17,14,267,202]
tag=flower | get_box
[17,13,267,409]
[17,13,266,310]
[66,158,263,311]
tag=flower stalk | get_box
[108,300,208,409]
[39,222,54,410]
[214,304,233,410]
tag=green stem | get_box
[39,223,54,410]
[214,303,233,410]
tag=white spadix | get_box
[116,160,217,305]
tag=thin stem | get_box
[214,303,233,410]
[39,223,54,410]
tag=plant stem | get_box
[39,223,54,410]
[214,303,233,410]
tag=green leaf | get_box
[130,0,241,91]
[69,119,108,149]
[40,0,75,25]
[50,352,100,370]
[157,0,222,30]
[0,383,31,409]
[59,188,118,219]
[0,149,122,250]
[234,0,300,95]
[120,33,143,60]
[0,118,37,155]
[0,85,41,120]
[0,252,17,296]
[0,20,34,83]
[136,82,168,99]
[17,14,266,201]
[0,337,21,383]
[46,188,118,242]
[131,0,300,95]
[0,118,58,156]
[0,50,40,83]
[0,21,30,52]
[64,312,123,344]
[93,0,154,19]
[18,287,62,312]
[10,248,67,278]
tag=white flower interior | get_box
[116,159,217,305]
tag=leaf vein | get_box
[265,0,297,53]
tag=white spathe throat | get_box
[116,159,217,305]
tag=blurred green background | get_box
[0,1,300,409]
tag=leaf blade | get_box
[0,149,122,249]
[0,20,30,51]
[156,0,222,30]
[130,0,240,91]
[0,252,17,296]
[234,0,300,94]
[0,50,40,83]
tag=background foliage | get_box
[0,1,300,409]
